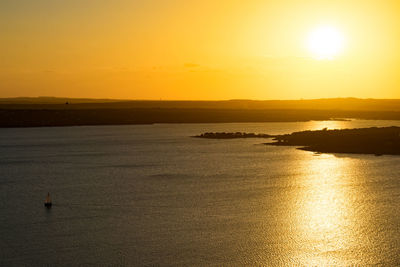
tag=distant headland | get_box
[266,126,400,155]
[195,127,400,156]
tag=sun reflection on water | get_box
[293,153,362,265]
[307,120,347,131]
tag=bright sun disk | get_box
[307,26,345,60]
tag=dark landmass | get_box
[267,126,400,155]
[2,98,400,127]
[0,108,354,127]
[2,97,400,111]
[194,132,274,139]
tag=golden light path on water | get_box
[248,119,400,265]
[292,153,369,265]
[308,120,346,130]
[246,120,397,265]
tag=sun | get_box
[307,26,345,60]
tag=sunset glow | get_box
[1,1,400,99]
[2,1,400,266]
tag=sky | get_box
[1,0,400,100]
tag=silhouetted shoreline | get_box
[195,127,400,155]
[266,126,400,155]
[0,108,365,128]
[2,98,400,128]
[2,108,400,128]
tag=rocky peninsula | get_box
[267,126,400,155]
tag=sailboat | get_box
[44,193,52,208]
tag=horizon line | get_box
[1,96,400,102]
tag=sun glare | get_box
[307,26,345,60]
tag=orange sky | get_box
[1,0,400,99]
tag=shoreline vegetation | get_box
[196,127,400,156]
[267,126,400,155]
[1,98,400,128]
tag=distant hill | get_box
[0,97,123,105]
[1,97,400,111]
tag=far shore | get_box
[1,107,400,128]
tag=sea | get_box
[1,120,400,266]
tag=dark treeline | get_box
[267,126,400,155]
[2,108,400,128]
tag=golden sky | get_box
[1,0,400,99]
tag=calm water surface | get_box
[1,120,400,266]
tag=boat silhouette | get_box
[44,193,52,208]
